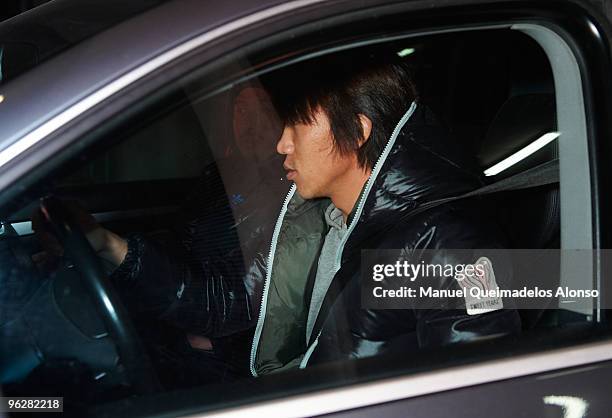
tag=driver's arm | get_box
[32,201,127,268]
[32,183,255,340]
[89,227,129,267]
[108,164,256,339]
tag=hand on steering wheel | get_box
[32,199,115,271]
[36,196,160,394]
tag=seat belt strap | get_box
[411,158,559,217]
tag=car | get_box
[1,0,612,416]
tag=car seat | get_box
[477,93,560,330]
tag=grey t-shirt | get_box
[306,203,348,341]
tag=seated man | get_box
[251,53,521,373]
[35,52,521,381]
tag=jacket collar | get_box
[346,103,482,250]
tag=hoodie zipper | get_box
[252,102,418,374]
[250,183,296,376]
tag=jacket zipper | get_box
[250,183,296,376]
[253,102,418,374]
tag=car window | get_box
[59,101,214,186]
[0,22,604,417]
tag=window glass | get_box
[0,27,598,415]
[60,102,214,186]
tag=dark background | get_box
[1,0,50,22]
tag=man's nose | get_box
[276,126,294,155]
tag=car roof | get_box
[0,0,291,164]
[0,0,169,83]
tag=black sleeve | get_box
[109,164,254,338]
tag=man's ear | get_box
[358,114,373,147]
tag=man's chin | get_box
[294,184,313,199]
[294,184,323,201]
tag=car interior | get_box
[0,26,592,412]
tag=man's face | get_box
[276,108,356,199]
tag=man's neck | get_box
[330,167,371,223]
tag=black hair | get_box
[265,50,418,170]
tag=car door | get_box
[1,0,612,417]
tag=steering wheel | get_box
[39,197,160,394]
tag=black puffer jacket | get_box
[250,102,521,374]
